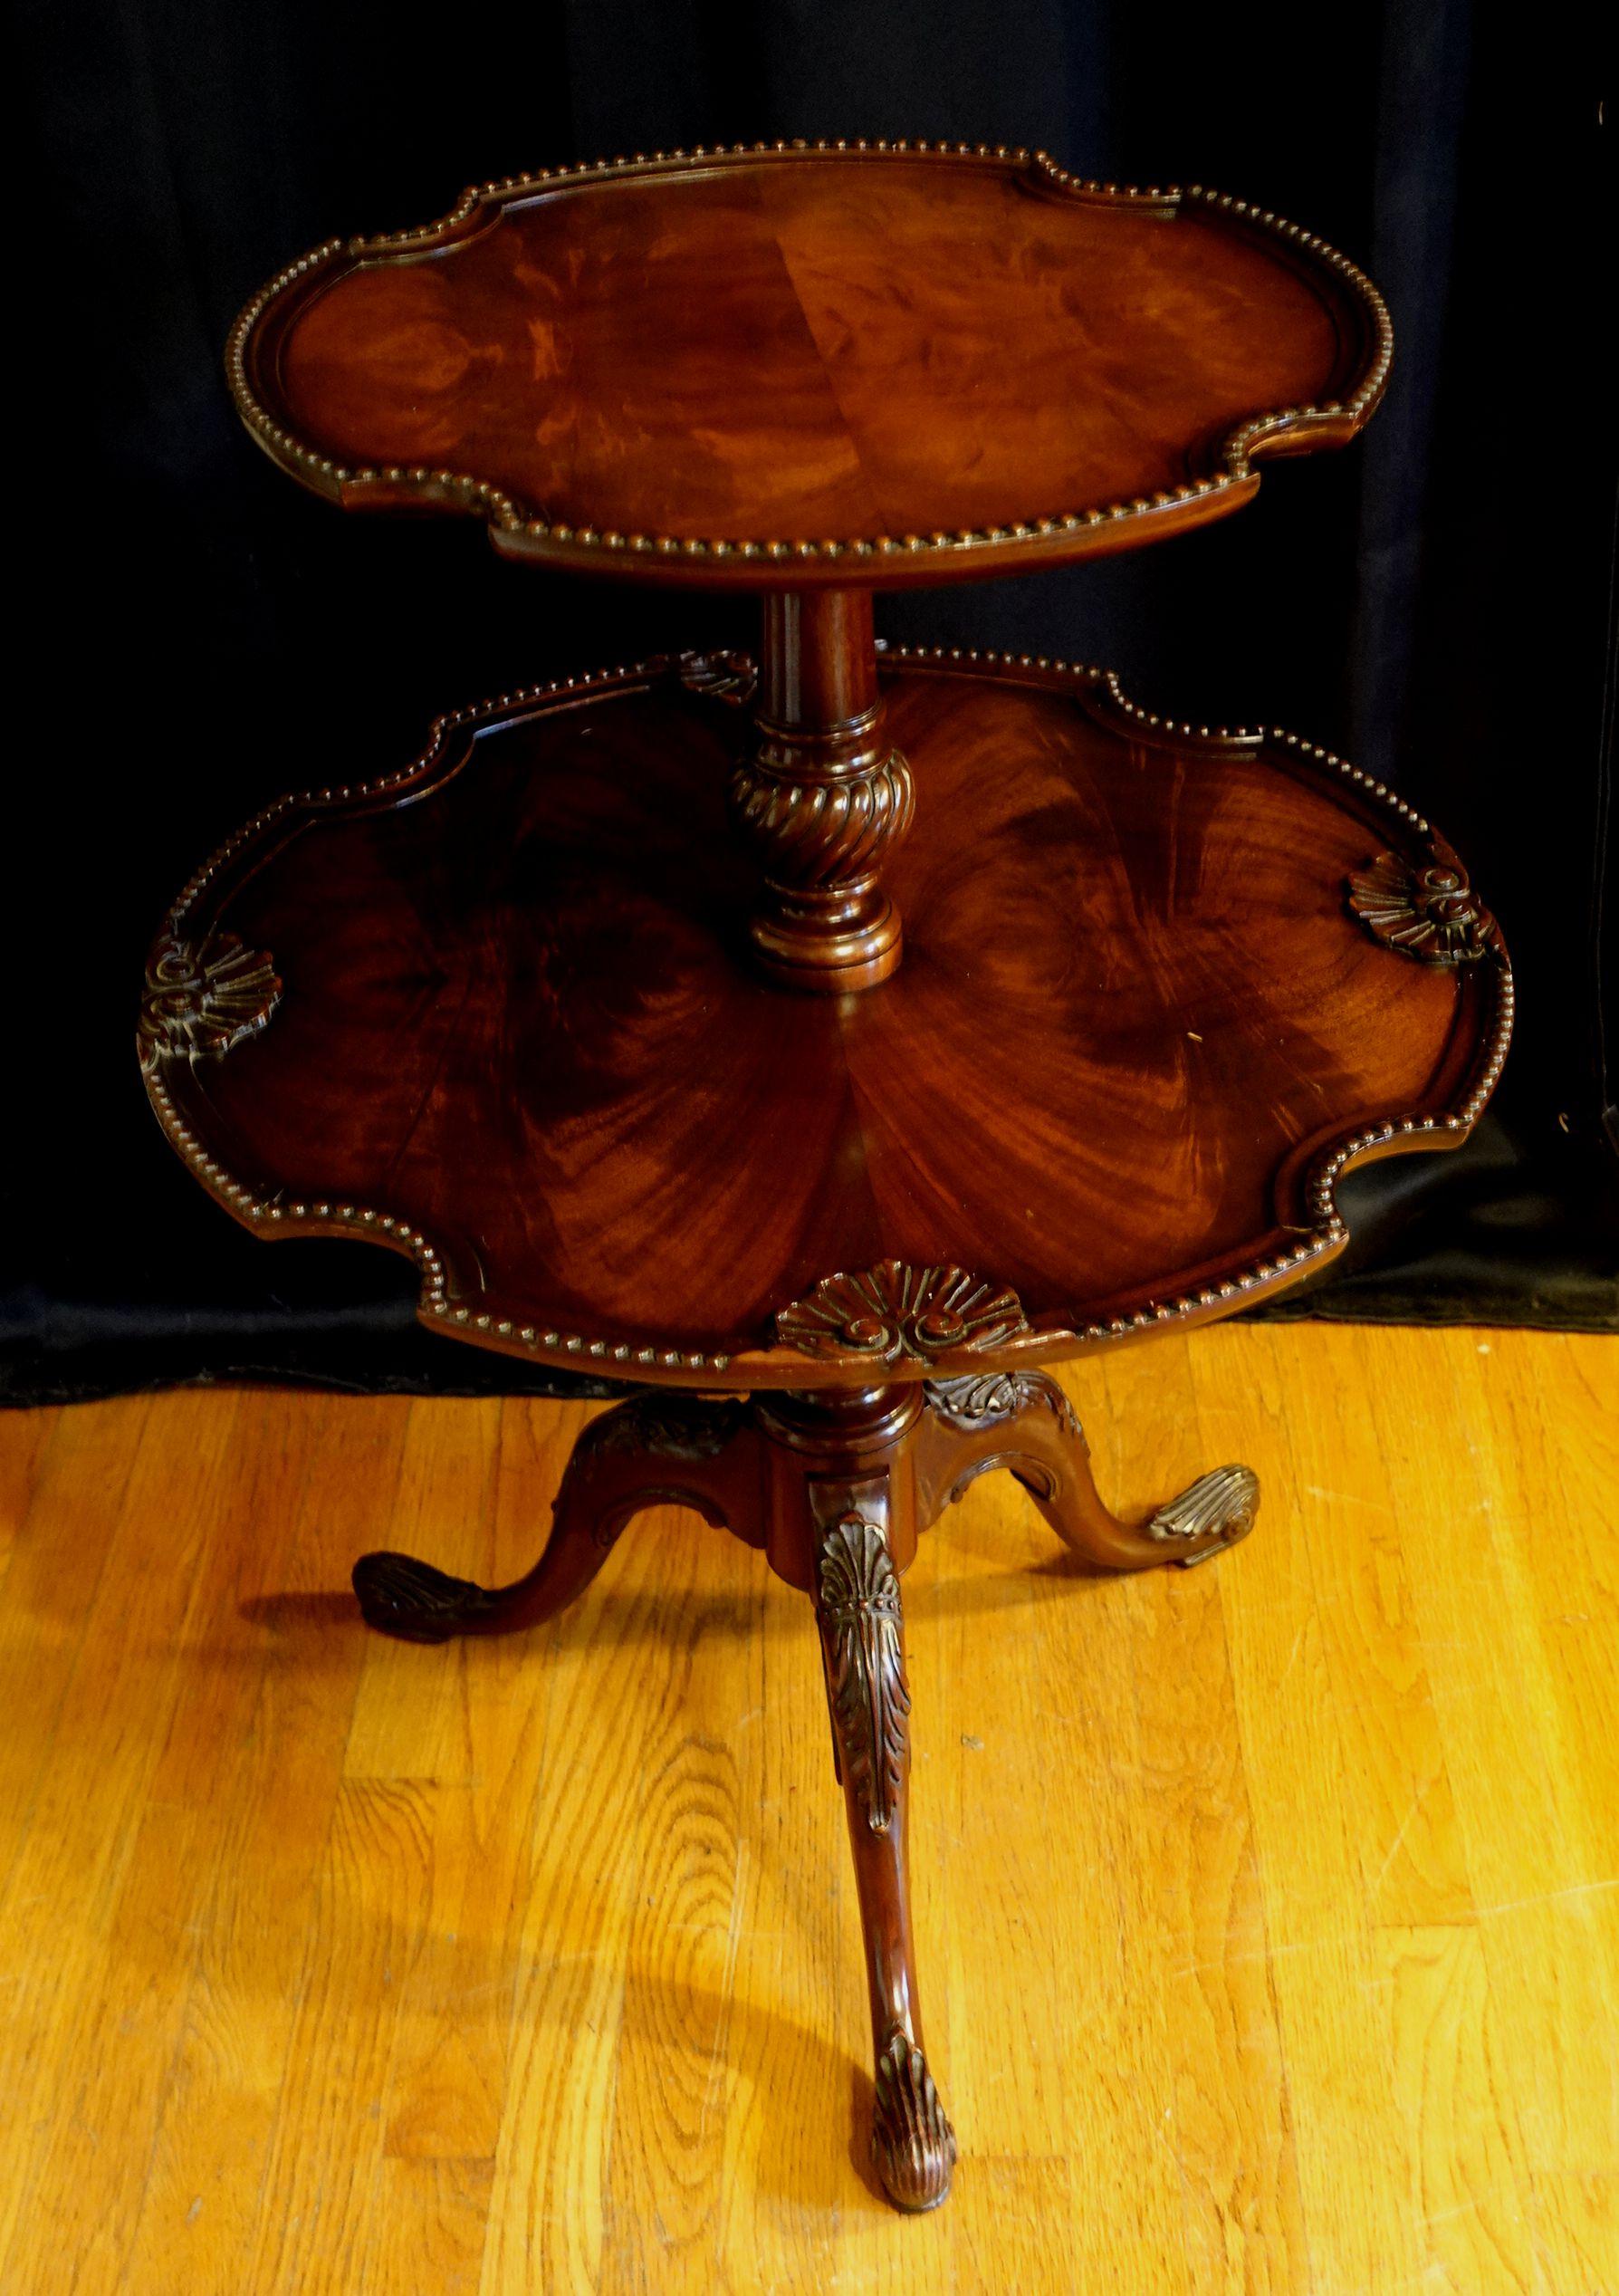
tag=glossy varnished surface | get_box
[235,148,1388,585]
[144,658,1503,1386]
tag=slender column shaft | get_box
[729,589,914,993]
[760,588,881,731]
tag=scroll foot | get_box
[872,2027,957,2212]
[1147,1463,1260,1567]
[352,1552,501,1642]
[918,1370,1259,1572]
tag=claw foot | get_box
[1148,1464,1260,1567]
[871,2028,956,2212]
[352,1551,502,1641]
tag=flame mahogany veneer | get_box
[232,144,1391,588]
[146,651,1503,1375]
[141,145,1505,2214]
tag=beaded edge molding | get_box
[140,648,1509,1390]
[225,142,1392,578]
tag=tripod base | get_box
[353,1374,1257,2212]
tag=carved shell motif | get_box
[1346,852,1496,964]
[139,930,282,1071]
[778,1259,1030,1365]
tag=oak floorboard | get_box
[0,1401,59,1583]
[1111,1340,1310,2294]
[1361,1330,1619,2183]
[122,1396,413,2296]
[1530,2172,1618,2293]
[1205,1329,1435,2293]
[0,1397,153,1906]
[0,1324,1614,2294]
[0,1392,244,2288]
[33,1388,339,2296]
[1380,1921,1542,2292]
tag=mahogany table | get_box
[141,142,1509,2213]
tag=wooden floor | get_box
[1,1325,1614,2294]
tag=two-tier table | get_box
[139,142,1509,2213]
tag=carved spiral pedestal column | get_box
[728,590,915,992]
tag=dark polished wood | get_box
[351,1393,757,1640]
[345,1369,1258,2207]
[796,1403,953,2212]
[732,591,912,989]
[142,651,1509,1392]
[231,144,1389,591]
[159,146,1510,2215]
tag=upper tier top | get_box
[231,142,1390,591]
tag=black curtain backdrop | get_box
[5,0,1614,1405]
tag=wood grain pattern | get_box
[233,147,1388,590]
[2,1323,1613,2289]
[121,1398,411,2296]
[146,653,1507,1391]
[0,1392,244,2288]
[0,1404,57,1590]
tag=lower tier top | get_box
[139,649,1509,1390]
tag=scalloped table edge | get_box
[227,142,1393,591]
[138,647,1511,1393]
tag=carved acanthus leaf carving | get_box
[584,1395,745,1460]
[924,1370,1078,1437]
[779,1259,1030,1365]
[817,1514,910,1834]
[139,931,282,1071]
[871,2027,957,2212]
[1346,852,1497,964]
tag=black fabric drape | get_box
[5,0,1614,1407]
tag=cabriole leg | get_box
[352,1392,757,1641]
[917,1369,1259,1571]
[815,1484,956,2210]
[758,1386,957,2213]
